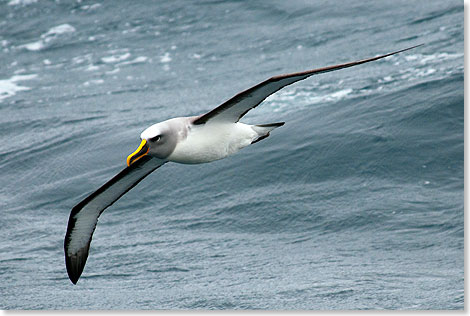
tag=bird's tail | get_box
[251,122,285,144]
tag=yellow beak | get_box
[127,139,149,167]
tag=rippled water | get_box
[0,0,463,310]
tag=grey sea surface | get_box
[0,0,463,310]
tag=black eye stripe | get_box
[150,135,161,142]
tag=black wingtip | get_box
[65,253,81,285]
[65,257,78,284]
[65,252,87,285]
[396,43,424,53]
[64,240,90,285]
[70,276,78,285]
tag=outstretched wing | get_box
[193,44,422,125]
[64,156,167,284]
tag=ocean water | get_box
[0,0,463,310]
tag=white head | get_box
[127,119,183,166]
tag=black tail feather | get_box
[251,122,285,144]
[256,122,285,128]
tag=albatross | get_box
[64,44,421,284]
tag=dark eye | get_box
[150,135,161,142]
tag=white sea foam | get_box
[83,79,104,86]
[404,55,419,61]
[85,64,100,72]
[14,68,26,74]
[101,53,131,63]
[160,52,172,63]
[80,3,101,10]
[42,24,76,37]
[8,0,37,5]
[0,74,37,102]
[405,52,463,64]
[72,54,92,65]
[398,65,440,82]
[329,88,352,99]
[378,75,394,84]
[417,68,437,77]
[71,54,100,72]
[22,41,45,51]
[267,87,353,112]
[122,26,142,35]
[106,68,120,75]
[117,56,148,66]
[21,24,75,51]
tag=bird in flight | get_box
[64,44,422,284]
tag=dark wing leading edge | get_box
[193,44,422,125]
[64,156,167,284]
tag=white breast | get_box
[168,122,257,164]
